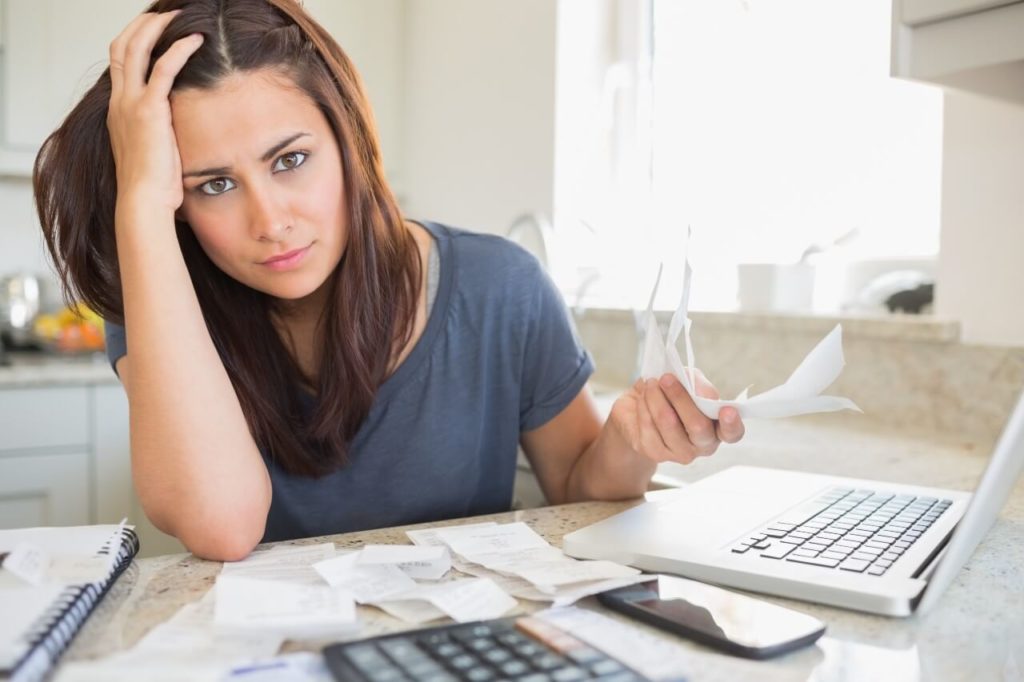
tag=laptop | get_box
[563,389,1024,617]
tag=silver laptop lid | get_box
[917,388,1024,614]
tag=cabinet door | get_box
[0,451,89,528]
[0,386,88,451]
[2,0,142,150]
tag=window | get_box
[553,0,943,313]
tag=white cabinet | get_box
[0,0,142,175]
[0,380,184,557]
[1,0,141,147]
[0,451,89,527]
[891,0,1024,104]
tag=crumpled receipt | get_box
[640,258,861,420]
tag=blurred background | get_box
[1,0,1021,343]
[0,0,1022,551]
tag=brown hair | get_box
[33,0,421,476]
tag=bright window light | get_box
[554,0,944,313]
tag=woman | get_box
[34,0,744,561]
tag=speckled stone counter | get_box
[62,418,1024,681]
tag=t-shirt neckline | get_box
[371,220,453,405]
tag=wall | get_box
[936,90,1024,346]
[303,0,405,191]
[399,0,557,236]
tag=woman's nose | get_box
[247,189,291,241]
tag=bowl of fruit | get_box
[32,304,105,354]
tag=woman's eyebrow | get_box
[183,132,312,178]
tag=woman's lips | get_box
[260,245,311,271]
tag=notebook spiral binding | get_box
[9,527,140,682]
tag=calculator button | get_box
[516,642,544,657]
[483,648,512,664]
[419,632,452,647]
[534,653,566,670]
[467,637,496,652]
[434,643,462,658]
[498,632,529,646]
[345,644,389,670]
[365,667,407,682]
[449,654,478,670]
[402,660,445,677]
[454,624,495,642]
[465,667,495,682]
[499,659,531,676]
[551,667,588,682]
[519,675,553,682]
[380,640,417,659]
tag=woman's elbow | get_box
[176,521,265,562]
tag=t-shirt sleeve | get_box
[104,320,127,377]
[519,264,595,431]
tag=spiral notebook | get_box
[0,524,140,682]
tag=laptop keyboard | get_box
[731,487,952,576]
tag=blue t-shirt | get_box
[105,221,594,542]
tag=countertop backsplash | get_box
[575,308,1024,445]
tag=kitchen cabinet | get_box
[891,0,1024,104]
[0,378,183,557]
[0,0,141,176]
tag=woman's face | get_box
[172,69,347,306]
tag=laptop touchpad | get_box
[656,472,824,549]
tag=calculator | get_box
[322,615,651,681]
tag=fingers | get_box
[635,384,674,463]
[123,10,182,91]
[717,406,746,444]
[109,10,181,99]
[657,374,720,455]
[642,378,700,463]
[148,34,205,99]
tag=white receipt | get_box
[214,575,357,639]
[514,560,640,592]
[380,578,518,623]
[436,522,550,559]
[313,552,417,603]
[373,598,447,625]
[357,544,451,581]
[537,607,691,681]
[220,543,337,585]
[640,258,861,420]
[429,522,650,607]
[406,522,497,548]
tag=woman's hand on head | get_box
[609,370,745,466]
[107,10,203,214]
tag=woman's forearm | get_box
[565,418,657,502]
[116,198,270,560]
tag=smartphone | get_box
[598,575,825,659]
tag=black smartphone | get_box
[598,575,826,659]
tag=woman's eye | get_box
[273,151,308,172]
[199,177,236,196]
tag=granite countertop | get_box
[62,417,1023,681]
[0,350,116,388]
